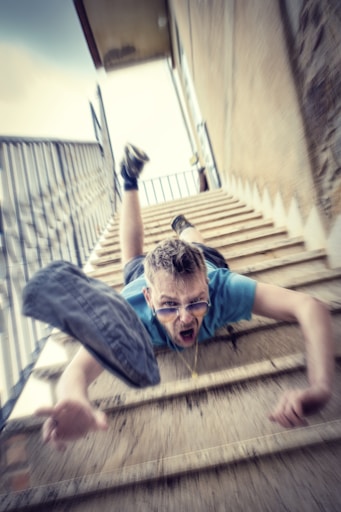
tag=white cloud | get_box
[99,60,194,177]
[0,43,96,140]
[0,45,194,177]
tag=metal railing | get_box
[0,137,115,427]
[0,135,208,428]
[139,169,199,206]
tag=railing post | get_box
[0,137,115,429]
[55,143,82,267]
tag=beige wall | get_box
[190,0,228,175]
[229,0,316,220]
[169,0,340,236]
[170,0,230,180]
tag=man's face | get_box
[144,269,209,348]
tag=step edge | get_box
[90,236,305,267]
[87,249,329,280]
[101,216,272,243]
[6,347,341,433]
[2,419,341,511]
[233,249,327,274]
[96,222,280,255]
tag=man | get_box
[35,143,334,451]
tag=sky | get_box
[0,0,194,178]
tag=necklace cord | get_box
[173,337,199,378]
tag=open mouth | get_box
[179,328,195,345]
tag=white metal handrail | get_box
[0,137,205,428]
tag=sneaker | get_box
[171,214,194,235]
[122,143,150,179]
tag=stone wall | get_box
[284,0,341,219]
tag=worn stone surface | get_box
[2,187,340,510]
[287,0,341,218]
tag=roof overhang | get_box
[74,0,172,71]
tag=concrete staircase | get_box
[1,188,341,511]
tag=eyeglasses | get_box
[154,300,211,323]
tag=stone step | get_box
[85,248,329,293]
[234,249,329,283]
[225,237,305,268]
[90,231,301,268]
[11,298,341,418]
[24,274,340,388]
[6,312,341,432]
[140,188,231,213]
[273,266,341,288]
[2,361,341,510]
[8,297,341,421]
[5,426,341,512]
[73,308,341,395]
[141,200,245,224]
[290,276,341,302]
[135,192,241,220]
[104,210,266,241]
[152,204,257,230]
[31,262,334,358]
[94,225,288,260]
[195,217,275,241]
[3,183,340,512]
[38,265,341,351]
[3,421,340,512]
[101,212,274,244]
[112,202,254,232]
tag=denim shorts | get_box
[22,261,160,388]
[123,243,228,285]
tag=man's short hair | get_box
[144,238,207,284]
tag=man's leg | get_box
[171,215,205,244]
[171,214,228,269]
[178,226,205,244]
[119,144,149,265]
[120,190,144,265]
[198,166,209,193]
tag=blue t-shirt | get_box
[121,260,257,349]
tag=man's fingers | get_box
[269,391,309,428]
[94,410,108,432]
[41,417,67,451]
[50,429,67,452]
[42,417,57,444]
[291,407,308,426]
[288,396,304,420]
[269,394,290,427]
[37,400,105,449]
[35,406,55,417]
[284,395,308,427]
[269,411,295,429]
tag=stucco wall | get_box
[229,0,318,221]
[170,0,318,221]
[284,0,341,220]
[170,0,230,179]
[189,0,228,175]
[169,0,340,238]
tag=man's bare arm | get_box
[36,347,108,450]
[252,282,334,427]
[56,346,104,402]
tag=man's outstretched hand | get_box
[269,385,331,428]
[35,399,108,451]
